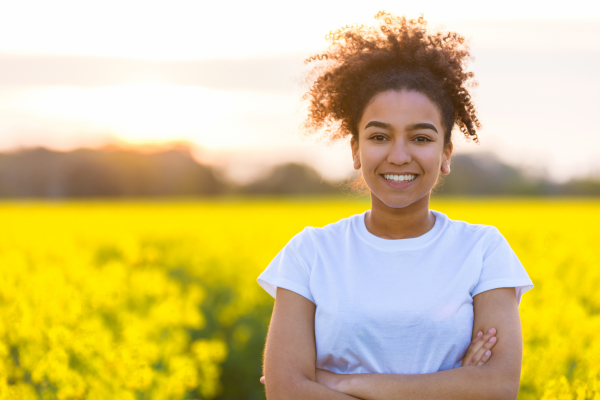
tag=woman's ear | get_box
[441,142,453,175]
[351,137,361,170]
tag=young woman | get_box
[257,12,534,399]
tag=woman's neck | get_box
[365,194,435,240]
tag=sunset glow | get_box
[13,84,298,148]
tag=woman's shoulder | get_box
[308,211,363,231]
[299,211,365,244]
[436,210,504,243]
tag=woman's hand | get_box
[259,368,344,389]
[461,328,498,367]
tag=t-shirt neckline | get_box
[353,209,448,251]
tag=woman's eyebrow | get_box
[364,121,438,134]
[407,123,438,134]
[364,121,391,130]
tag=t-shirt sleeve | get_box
[257,227,316,304]
[472,227,534,307]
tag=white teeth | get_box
[383,174,416,182]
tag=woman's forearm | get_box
[268,378,363,400]
[336,365,512,400]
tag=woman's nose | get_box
[387,141,411,166]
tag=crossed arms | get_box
[262,286,523,400]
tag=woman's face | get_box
[351,90,452,209]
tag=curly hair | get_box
[302,11,481,148]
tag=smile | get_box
[382,174,417,183]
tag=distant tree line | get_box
[0,146,598,198]
[437,153,600,196]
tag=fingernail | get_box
[488,328,495,334]
[489,337,495,342]
[477,331,482,337]
[485,350,491,356]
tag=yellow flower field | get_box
[0,197,599,399]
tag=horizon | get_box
[4,143,597,187]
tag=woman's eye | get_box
[372,135,387,141]
[414,136,431,142]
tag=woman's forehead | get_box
[359,90,443,131]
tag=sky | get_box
[0,0,599,183]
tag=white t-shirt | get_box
[257,209,534,375]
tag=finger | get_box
[470,331,483,344]
[465,329,496,366]
[477,350,492,366]
[260,376,265,384]
[471,335,498,365]
[464,331,485,366]
[470,328,495,351]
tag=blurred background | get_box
[1,1,600,400]
[0,0,599,196]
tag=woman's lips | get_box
[380,173,418,189]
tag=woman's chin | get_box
[371,192,417,209]
[370,186,431,210]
